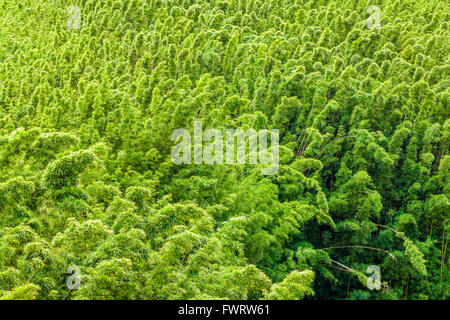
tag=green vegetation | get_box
[0,0,448,300]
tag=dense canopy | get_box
[0,0,448,300]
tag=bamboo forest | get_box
[0,0,448,300]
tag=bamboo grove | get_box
[0,0,448,300]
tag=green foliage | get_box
[265,270,315,300]
[0,284,40,300]
[404,239,428,276]
[0,0,448,300]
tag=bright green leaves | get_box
[330,170,382,222]
[75,258,137,300]
[0,178,34,209]
[125,186,152,210]
[404,239,428,276]
[0,267,22,294]
[424,194,450,227]
[273,97,301,137]
[41,149,97,189]
[0,283,40,300]
[0,0,449,301]
[27,132,80,165]
[52,219,112,255]
[0,129,40,165]
[87,229,148,265]
[395,214,417,235]
[291,158,323,174]
[265,270,315,300]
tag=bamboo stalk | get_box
[321,245,396,260]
